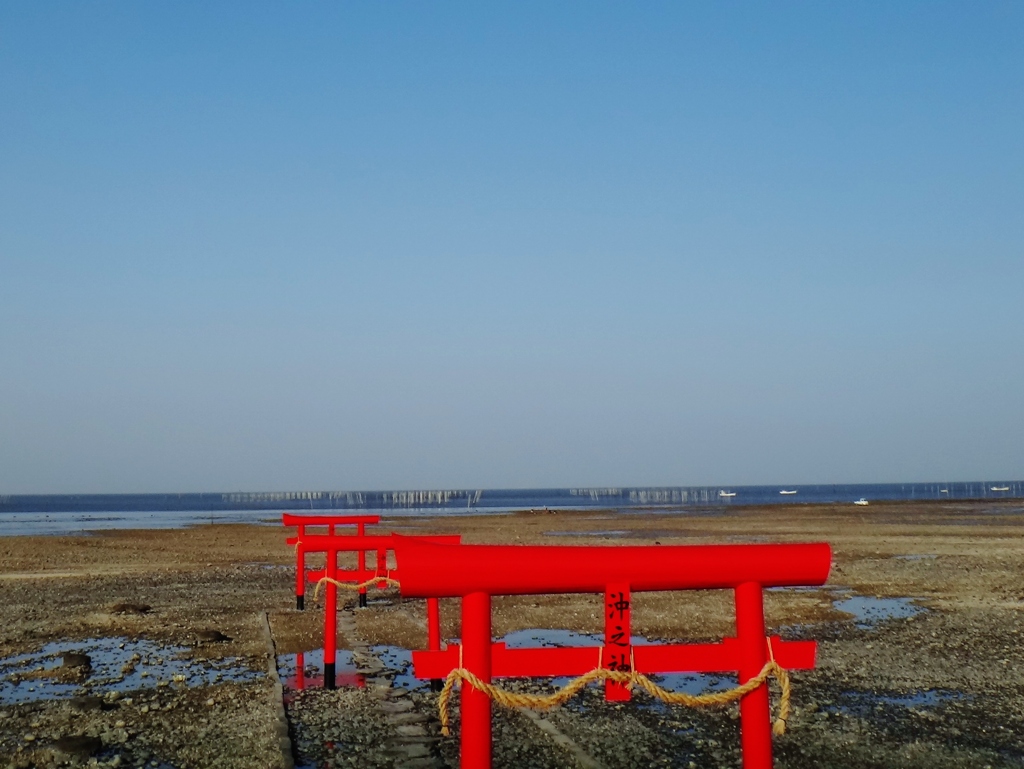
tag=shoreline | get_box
[2,495,1023,539]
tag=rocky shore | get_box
[2,500,1023,767]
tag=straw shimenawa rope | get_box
[311,574,402,602]
[438,640,792,738]
[303,564,794,737]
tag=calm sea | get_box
[0,481,1022,536]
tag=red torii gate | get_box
[283,513,381,610]
[395,540,832,769]
[300,532,461,689]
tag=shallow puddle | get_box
[502,628,602,648]
[368,645,426,690]
[276,645,423,691]
[276,649,363,691]
[0,637,262,705]
[648,672,737,695]
[826,687,964,717]
[833,595,925,628]
[878,689,960,708]
[772,585,929,629]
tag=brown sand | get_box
[1,500,1023,767]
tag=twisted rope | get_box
[311,574,401,602]
[438,639,791,737]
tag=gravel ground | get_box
[287,687,401,768]
[2,500,1024,767]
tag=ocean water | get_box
[0,481,1021,536]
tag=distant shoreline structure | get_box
[1,481,1022,514]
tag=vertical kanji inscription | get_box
[604,582,631,701]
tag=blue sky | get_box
[1,2,1021,493]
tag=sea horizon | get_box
[2,479,1022,514]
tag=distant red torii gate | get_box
[300,531,462,689]
[283,513,381,610]
[394,540,832,769]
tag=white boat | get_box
[779,490,797,495]
[939,489,949,494]
[991,486,1010,492]
[853,498,869,506]
[718,490,736,498]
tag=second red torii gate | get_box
[394,540,832,769]
[301,532,461,689]
[283,513,381,610]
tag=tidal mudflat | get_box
[1,500,1023,768]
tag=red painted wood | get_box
[393,541,832,596]
[412,636,814,679]
[427,598,441,651]
[396,540,831,769]
[282,514,381,606]
[605,582,631,700]
[282,528,462,692]
[282,513,380,527]
[462,592,492,769]
[736,582,772,769]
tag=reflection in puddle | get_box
[276,649,363,691]
[368,645,427,691]
[276,646,425,692]
[0,637,262,705]
[834,595,924,628]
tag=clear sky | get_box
[1,2,1021,494]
